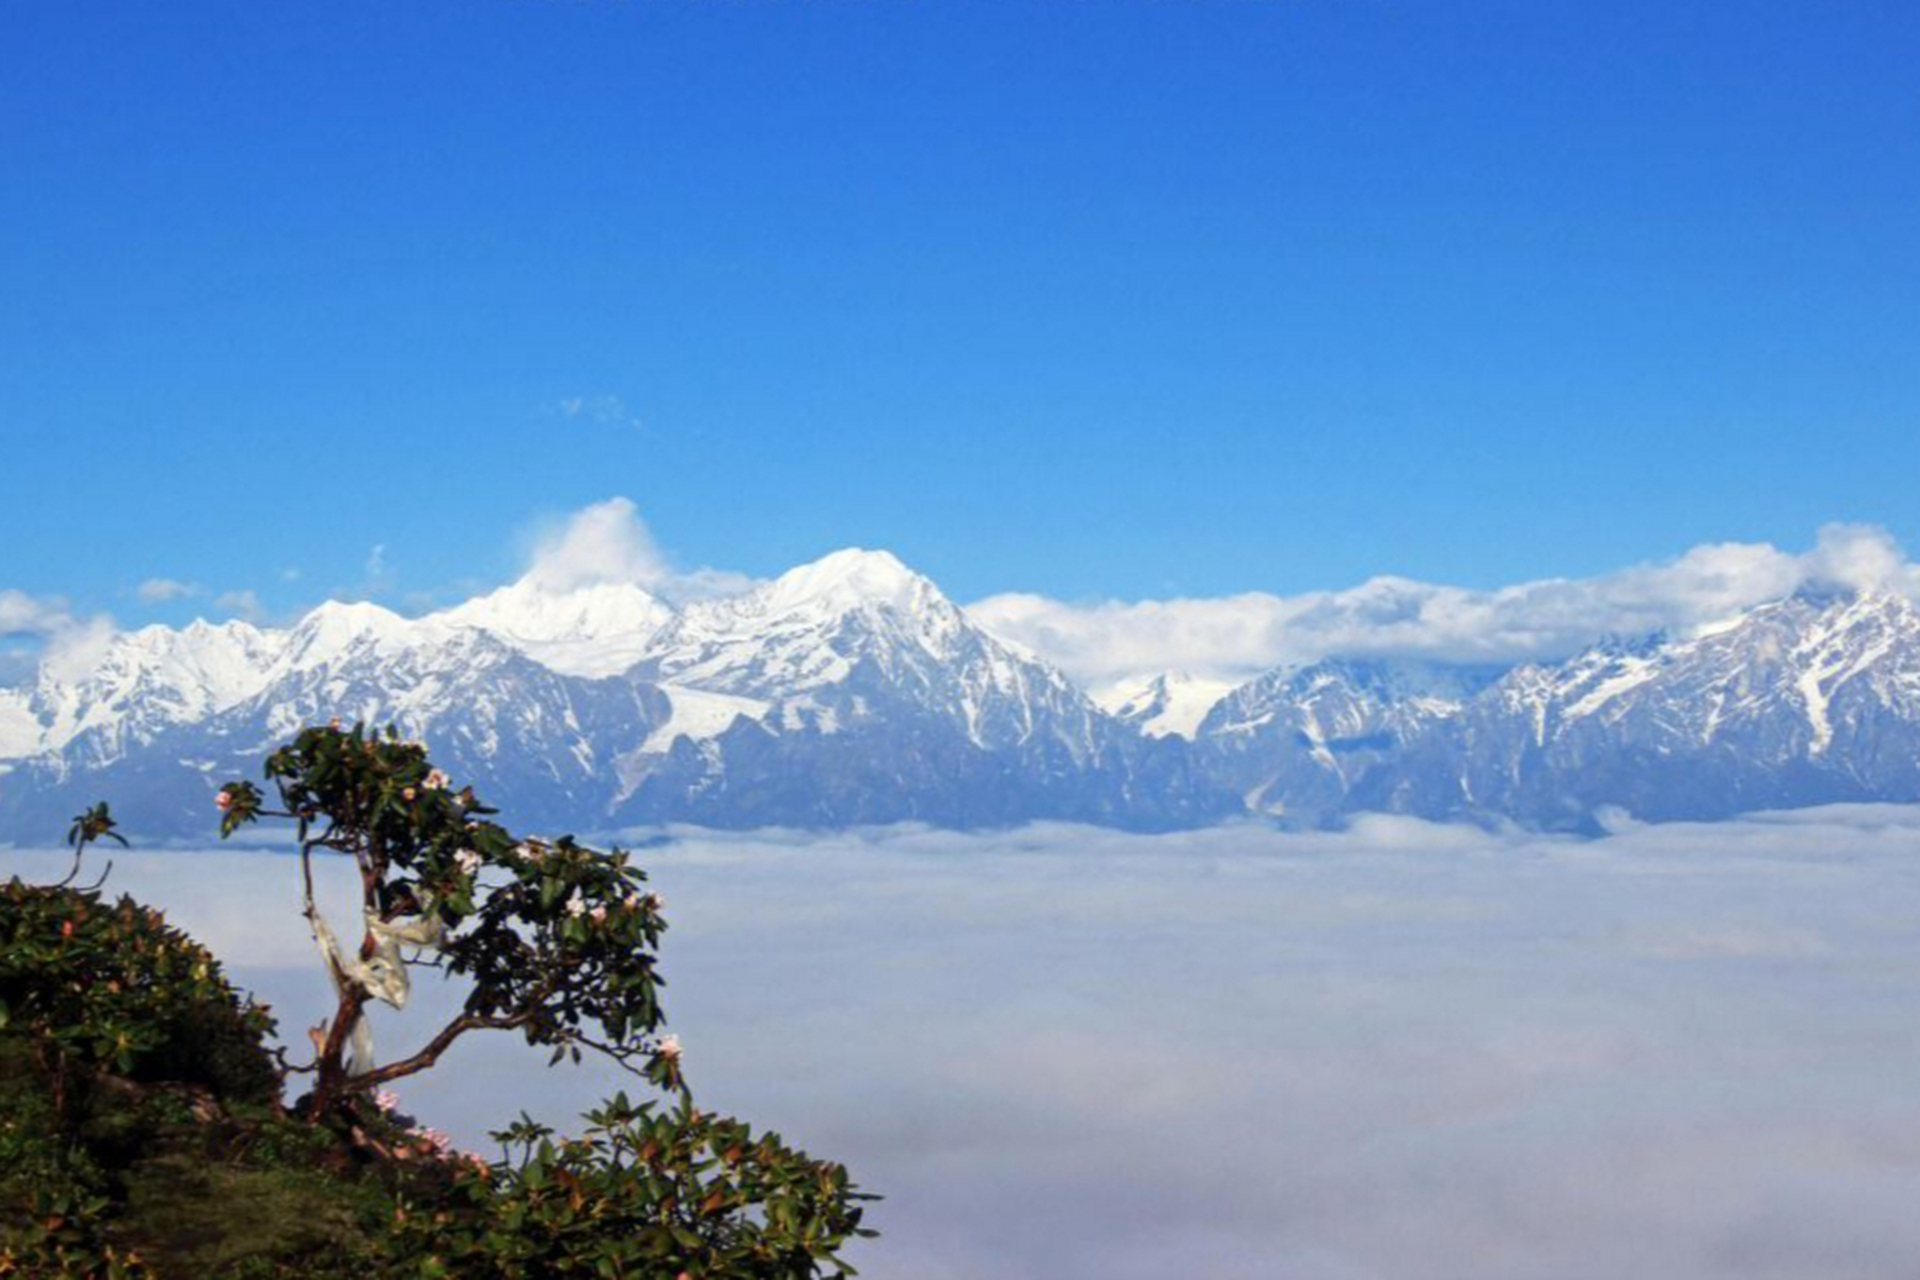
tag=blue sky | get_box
[3,0,1917,622]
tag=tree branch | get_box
[347,1010,532,1089]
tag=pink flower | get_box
[589,904,608,923]
[214,790,233,811]
[373,1089,400,1113]
[656,1034,683,1063]
[328,717,343,731]
[423,768,450,791]
[410,1126,453,1157]
[645,891,665,912]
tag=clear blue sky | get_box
[3,0,1916,619]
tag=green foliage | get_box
[66,803,129,857]
[0,877,278,1103]
[0,1185,158,1279]
[384,1094,873,1279]
[0,1035,148,1278]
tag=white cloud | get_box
[552,394,643,432]
[0,588,70,637]
[1802,521,1920,595]
[214,589,265,622]
[40,615,117,684]
[136,577,200,604]
[524,498,674,591]
[0,588,115,683]
[522,498,756,601]
[968,523,1919,687]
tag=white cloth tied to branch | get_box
[307,893,448,1075]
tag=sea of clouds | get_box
[11,809,1920,1279]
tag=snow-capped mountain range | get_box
[0,549,1226,838]
[5,549,1920,841]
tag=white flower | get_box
[589,903,608,923]
[565,889,586,918]
[423,768,451,791]
[214,790,233,811]
[373,1089,401,1113]
[516,841,544,864]
[656,1034,682,1062]
[454,849,482,876]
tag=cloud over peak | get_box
[0,588,115,684]
[521,498,755,602]
[967,523,1920,687]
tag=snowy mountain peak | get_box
[1098,671,1233,740]
[440,578,670,641]
[758,547,931,616]
[294,599,411,640]
[434,578,673,677]
[281,600,423,669]
[630,546,1029,712]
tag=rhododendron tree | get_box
[216,722,679,1121]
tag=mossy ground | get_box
[0,1035,421,1278]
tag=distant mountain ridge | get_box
[0,549,1232,837]
[5,553,1920,840]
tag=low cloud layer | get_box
[13,807,1920,1280]
[968,523,1920,686]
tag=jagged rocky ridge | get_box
[4,553,1920,840]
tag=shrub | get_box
[384,1095,872,1279]
[0,874,278,1109]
